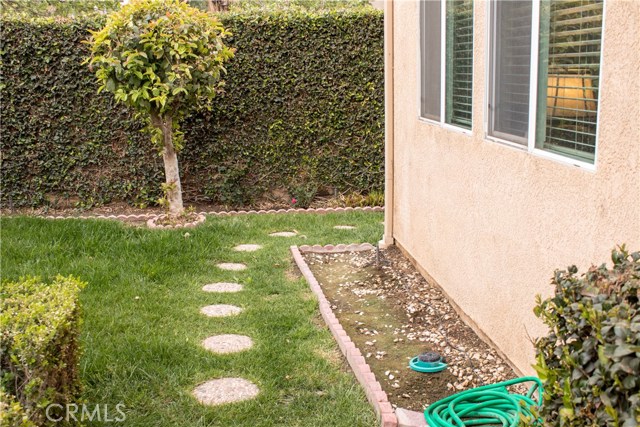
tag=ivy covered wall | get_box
[0,10,384,208]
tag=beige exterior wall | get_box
[387,0,640,374]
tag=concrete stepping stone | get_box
[269,231,297,237]
[333,225,356,230]
[233,244,262,252]
[200,304,243,317]
[192,378,259,406]
[202,334,253,354]
[202,283,243,293]
[216,262,247,271]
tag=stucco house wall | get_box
[383,0,640,374]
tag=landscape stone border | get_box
[39,206,384,221]
[291,244,429,427]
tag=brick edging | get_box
[290,244,398,427]
[33,206,384,221]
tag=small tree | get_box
[87,0,233,215]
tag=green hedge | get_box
[533,247,640,426]
[0,276,86,427]
[0,10,384,209]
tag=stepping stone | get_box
[269,231,297,237]
[233,244,263,252]
[202,334,253,354]
[192,378,259,406]
[200,304,243,317]
[333,225,356,230]
[202,283,243,293]
[216,262,247,271]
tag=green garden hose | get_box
[424,376,543,427]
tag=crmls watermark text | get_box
[46,403,126,423]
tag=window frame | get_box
[418,0,475,135]
[484,0,606,171]
[487,0,532,147]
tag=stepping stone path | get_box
[200,304,243,317]
[233,244,262,252]
[202,282,243,293]
[216,262,247,271]
[269,231,297,237]
[202,334,253,354]
[194,243,261,407]
[192,378,259,406]
[333,225,356,230]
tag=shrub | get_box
[0,10,384,209]
[533,246,640,426]
[0,276,87,427]
[328,190,384,208]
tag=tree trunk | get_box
[152,113,184,216]
[207,0,230,12]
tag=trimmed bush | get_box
[0,9,384,209]
[533,246,640,426]
[0,276,87,427]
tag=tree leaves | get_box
[86,0,233,122]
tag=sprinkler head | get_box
[409,351,448,373]
[418,352,443,363]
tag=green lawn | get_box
[1,212,383,427]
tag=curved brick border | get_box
[38,206,384,221]
[146,213,206,229]
[290,244,398,427]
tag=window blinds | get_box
[445,0,473,129]
[537,0,603,162]
[420,0,442,121]
[490,0,532,144]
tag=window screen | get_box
[536,0,603,163]
[489,0,532,144]
[445,0,473,129]
[420,0,441,121]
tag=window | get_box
[536,0,603,163]
[420,0,441,121]
[489,0,604,165]
[420,0,474,130]
[488,1,532,144]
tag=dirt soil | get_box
[303,246,525,412]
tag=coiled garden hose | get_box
[424,376,543,427]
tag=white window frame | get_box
[418,0,475,136]
[484,0,606,171]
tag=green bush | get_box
[1,276,87,427]
[0,9,384,209]
[533,246,640,426]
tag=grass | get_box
[1,211,383,427]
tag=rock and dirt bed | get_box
[303,246,524,412]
